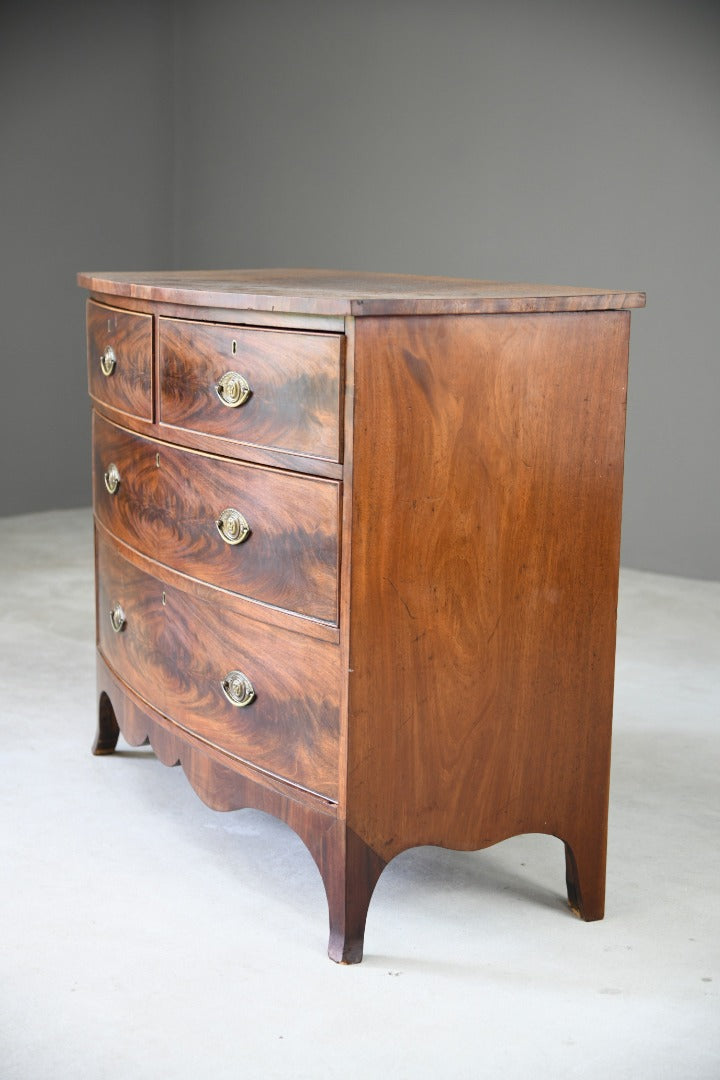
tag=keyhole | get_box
[162,591,166,606]
[231,339,237,356]
[156,452,160,468]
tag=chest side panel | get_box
[346,311,630,857]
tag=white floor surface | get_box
[1,508,718,1079]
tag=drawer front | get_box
[158,318,342,461]
[93,414,339,623]
[87,300,153,420]
[97,537,341,800]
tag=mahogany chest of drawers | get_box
[79,269,645,963]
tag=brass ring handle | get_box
[104,463,121,494]
[100,346,117,376]
[221,670,255,707]
[216,508,251,545]
[215,371,251,408]
[109,603,126,633]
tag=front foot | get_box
[320,826,387,965]
[328,927,366,965]
[92,691,120,755]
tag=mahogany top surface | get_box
[77,268,645,316]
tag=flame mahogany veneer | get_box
[80,269,644,963]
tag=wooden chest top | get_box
[78,268,645,316]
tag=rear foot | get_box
[564,837,606,921]
[92,691,120,755]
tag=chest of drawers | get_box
[79,269,644,963]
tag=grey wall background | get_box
[1,0,718,579]
[0,2,173,522]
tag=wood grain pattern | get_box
[96,534,342,800]
[96,654,337,811]
[96,655,384,962]
[93,413,340,623]
[78,269,646,316]
[95,522,340,644]
[87,299,153,420]
[346,310,631,921]
[159,317,343,462]
[90,402,343,480]
[89,290,346,332]
[81,271,644,962]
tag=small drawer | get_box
[158,318,343,462]
[96,536,341,800]
[87,300,153,421]
[93,414,340,623]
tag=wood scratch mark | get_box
[385,576,416,620]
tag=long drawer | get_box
[93,413,340,623]
[158,317,343,462]
[96,535,341,800]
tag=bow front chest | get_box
[79,269,644,962]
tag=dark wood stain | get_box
[78,268,646,316]
[158,317,343,462]
[95,654,385,962]
[94,413,340,623]
[96,535,341,800]
[83,271,645,962]
[346,311,631,923]
[87,299,153,420]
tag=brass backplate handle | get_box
[215,370,251,407]
[100,346,116,376]
[221,670,255,707]
[216,508,251,545]
[109,603,126,633]
[104,463,121,494]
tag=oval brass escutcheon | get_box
[216,508,251,545]
[221,670,255,707]
[100,346,116,376]
[215,370,251,407]
[109,603,126,633]
[104,462,121,494]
